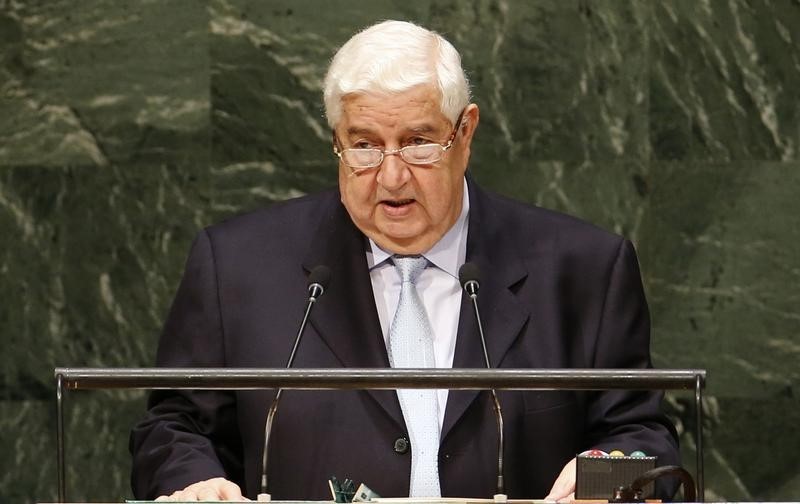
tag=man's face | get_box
[335,85,479,255]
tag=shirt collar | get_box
[366,177,469,279]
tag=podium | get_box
[53,368,707,503]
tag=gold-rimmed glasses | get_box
[333,109,465,173]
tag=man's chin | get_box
[371,228,434,255]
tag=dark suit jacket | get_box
[130,180,679,500]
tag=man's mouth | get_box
[382,199,415,207]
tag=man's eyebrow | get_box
[346,126,375,136]
[344,123,440,136]
[345,123,439,137]
[407,124,437,134]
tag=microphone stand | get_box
[260,267,329,500]
[461,264,505,496]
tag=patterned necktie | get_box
[388,255,442,497]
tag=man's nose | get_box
[377,150,410,189]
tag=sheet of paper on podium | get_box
[371,499,548,503]
[116,499,549,503]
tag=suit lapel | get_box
[441,181,530,441]
[301,194,404,430]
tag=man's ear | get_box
[461,103,480,144]
[458,103,480,160]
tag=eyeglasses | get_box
[333,110,466,173]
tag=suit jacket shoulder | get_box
[469,184,628,266]
[204,189,341,254]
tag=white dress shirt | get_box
[366,178,469,428]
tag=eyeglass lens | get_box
[343,144,444,169]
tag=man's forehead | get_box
[342,84,440,105]
[337,89,449,134]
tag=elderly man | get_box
[131,20,679,501]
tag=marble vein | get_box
[267,94,327,141]
[487,1,517,161]
[729,0,795,160]
[652,280,800,323]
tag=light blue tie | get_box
[388,255,441,497]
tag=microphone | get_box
[459,261,480,302]
[458,262,505,496]
[260,265,331,499]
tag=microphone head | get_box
[458,262,481,292]
[307,265,331,296]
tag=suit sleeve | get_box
[584,239,680,497]
[129,230,244,499]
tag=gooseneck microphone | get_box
[260,265,331,499]
[458,262,505,496]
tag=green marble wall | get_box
[1,1,798,502]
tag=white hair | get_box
[323,20,471,128]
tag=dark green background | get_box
[1,1,798,502]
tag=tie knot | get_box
[392,255,428,284]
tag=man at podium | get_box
[130,20,679,502]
